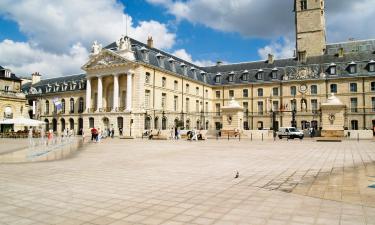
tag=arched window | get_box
[311,85,318,95]
[78,97,84,113]
[89,117,94,128]
[290,86,297,96]
[69,118,74,130]
[45,100,50,115]
[117,117,123,130]
[162,117,167,130]
[44,119,50,131]
[52,118,57,132]
[61,99,66,114]
[61,118,65,132]
[70,98,75,113]
[144,116,151,130]
[154,117,159,129]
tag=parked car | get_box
[277,127,304,139]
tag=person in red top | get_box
[91,128,97,142]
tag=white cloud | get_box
[0,39,88,76]
[172,49,215,67]
[258,38,295,60]
[0,0,176,77]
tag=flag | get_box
[53,97,62,111]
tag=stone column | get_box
[97,76,103,112]
[126,73,133,111]
[113,74,119,111]
[85,77,91,112]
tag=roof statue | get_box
[117,35,131,51]
[322,93,344,106]
[91,41,102,56]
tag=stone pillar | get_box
[126,73,132,111]
[97,76,103,112]
[113,74,119,111]
[85,78,91,112]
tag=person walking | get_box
[111,128,115,138]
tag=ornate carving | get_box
[286,65,320,80]
[328,113,336,124]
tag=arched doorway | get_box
[60,118,65,132]
[78,118,83,135]
[145,116,151,130]
[52,118,57,132]
[69,118,74,130]
[154,117,159,130]
[162,117,167,130]
[45,119,50,131]
[89,117,94,128]
[117,117,124,131]
[102,117,110,129]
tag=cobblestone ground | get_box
[0,139,375,225]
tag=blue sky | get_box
[0,0,374,77]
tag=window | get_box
[242,72,248,81]
[311,85,318,95]
[216,91,221,98]
[196,87,199,95]
[70,98,74,113]
[369,63,375,72]
[372,97,375,112]
[196,100,199,112]
[290,86,297,96]
[145,72,151,84]
[350,98,358,113]
[4,86,9,92]
[371,82,375,92]
[215,75,221,83]
[174,96,178,111]
[174,81,178,90]
[78,97,84,113]
[300,0,307,10]
[243,102,249,111]
[162,77,166,88]
[185,98,189,112]
[228,73,234,82]
[4,70,11,78]
[45,100,49,115]
[185,84,190,93]
[256,71,264,80]
[272,101,279,111]
[229,90,234,98]
[349,64,357,74]
[205,90,208,98]
[161,93,166,109]
[329,65,336,75]
[61,99,65,114]
[89,117,94,128]
[271,69,278,79]
[351,120,359,130]
[272,87,279,96]
[311,99,318,113]
[243,89,248,98]
[298,51,306,62]
[330,84,337,93]
[145,90,150,109]
[215,103,221,116]
[257,88,263,97]
[258,101,264,115]
[350,83,357,92]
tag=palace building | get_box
[21,0,375,136]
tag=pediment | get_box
[82,50,130,70]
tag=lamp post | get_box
[291,94,297,128]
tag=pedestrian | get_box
[174,127,178,140]
[111,128,115,138]
[119,127,123,136]
[81,129,85,143]
[170,127,174,140]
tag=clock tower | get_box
[295,0,326,60]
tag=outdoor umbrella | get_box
[0,117,45,127]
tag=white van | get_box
[277,127,304,139]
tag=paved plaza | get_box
[0,139,375,225]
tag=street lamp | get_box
[291,94,297,128]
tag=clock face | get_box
[299,84,308,93]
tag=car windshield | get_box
[289,128,298,132]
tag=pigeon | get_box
[234,171,239,179]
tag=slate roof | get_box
[22,74,86,95]
[0,66,21,81]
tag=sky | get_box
[0,0,375,78]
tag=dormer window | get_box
[168,58,175,72]
[156,53,164,68]
[215,73,221,83]
[349,62,357,74]
[256,69,264,80]
[242,70,249,81]
[329,63,337,75]
[228,71,235,82]
[4,70,11,78]
[180,63,186,75]
[368,60,375,72]
[140,46,149,62]
[271,68,278,79]
[191,67,196,79]
[200,71,206,82]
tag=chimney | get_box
[31,72,41,84]
[268,53,274,64]
[338,48,344,58]
[147,36,154,48]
